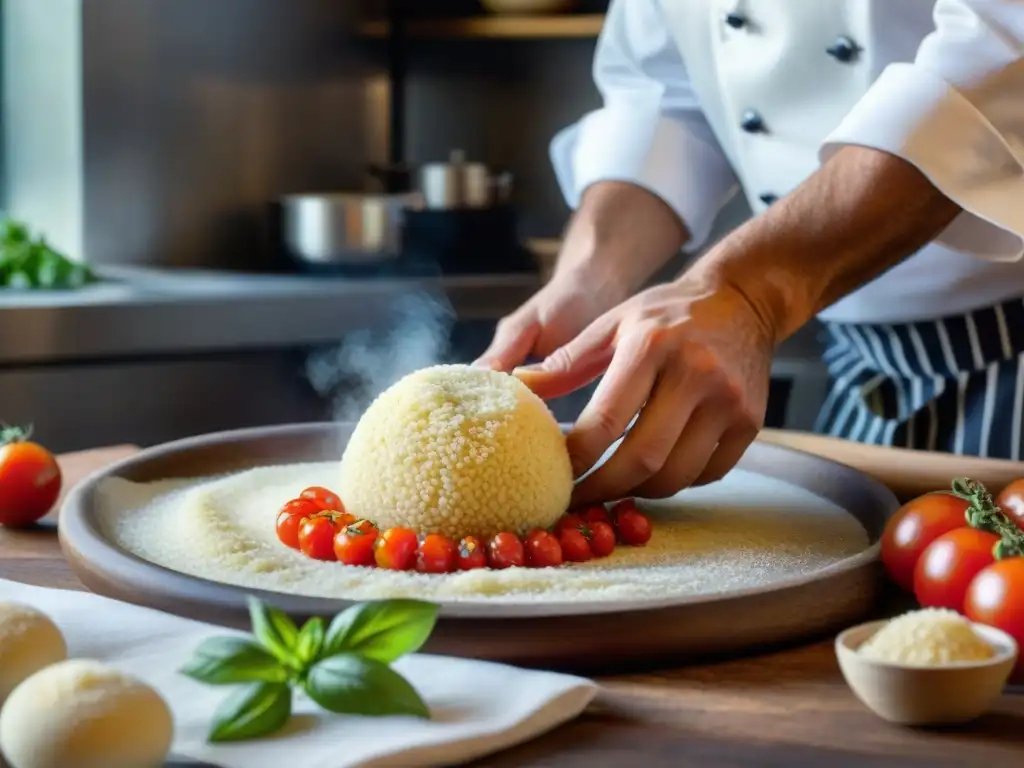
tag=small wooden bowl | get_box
[836,619,1018,726]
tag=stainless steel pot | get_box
[419,150,514,210]
[279,192,422,265]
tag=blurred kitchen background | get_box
[0,0,825,452]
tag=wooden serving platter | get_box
[58,423,898,670]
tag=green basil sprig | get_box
[0,217,96,290]
[180,596,440,743]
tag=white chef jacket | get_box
[550,0,1024,325]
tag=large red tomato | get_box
[964,558,1024,645]
[881,492,970,591]
[914,528,999,610]
[995,479,1024,533]
[0,428,62,527]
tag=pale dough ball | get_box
[0,602,67,702]
[340,364,574,539]
[0,659,173,768]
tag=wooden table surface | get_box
[3,446,1024,768]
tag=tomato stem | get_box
[951,477,1024,559]
[0,423,32,445]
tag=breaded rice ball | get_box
[339,365,573,539]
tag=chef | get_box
[476,0,1024,505]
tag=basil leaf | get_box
[304,654,430,718]
[180,636,288,685]
[295,616,325,667]
[322,600,439,663]
[248,597,299,664]
[208,682,292,743]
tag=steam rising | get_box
[305,292,455,422]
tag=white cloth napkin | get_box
[0,579,598,768]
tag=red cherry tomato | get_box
[298,515,339,561]
[275,499,320,549]
[554,513,585,537]
[587,521,616,558]
[964,557,1024,645]
[374,527,418,571]
[880,492,971,591]
[300,486,344,512]
[416,534,458,574]
[913,528,999,610]
[579,505,611,527]
[611,498,638,516]
[456,536,487,570]
[614,508,652,546]
[525,529,563,568]
[559,527,592,563]
[333,520,378,566]
[995,479,1024,533]
[0,427,62,527]
[487,532,526,569]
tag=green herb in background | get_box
[180,597,440,743]
[0,217,97,290]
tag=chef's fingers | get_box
[691,423,759,487]
[562,327,662,479]
[570,369,695,506]
[474,313,542,372]
[629,405,735,499]
[512,314,618,401]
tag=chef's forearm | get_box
[696,145,962,342]
[555,181,689,303]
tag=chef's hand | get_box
[514,274,775,506]
[475,181,688,372]
[474,267,623,372]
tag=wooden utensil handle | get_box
[758,429,1024,502]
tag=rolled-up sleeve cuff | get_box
[550,107,738,253]
[820,63,1024,262]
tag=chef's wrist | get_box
[554,180,689,301]
[687,238,811,347]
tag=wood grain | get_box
[3,441,1023,766]
[359,14,605,39]
[759,430,1024,502]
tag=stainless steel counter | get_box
[0,268,828,452]
[0,266,824,363]
[0,267,541,365]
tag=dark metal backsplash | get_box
[5,0,619,268]
[79,0,388,270]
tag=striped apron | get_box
[814,295,1024,459]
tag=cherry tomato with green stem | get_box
[554,513,586,538]
[559,527,592,563]
[587,521,617,557]
[913,527,999,610]
[298,514,339,561]
[333,520,379,566]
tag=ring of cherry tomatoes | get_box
[880,478,1024,665]
[275,485,653,574]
